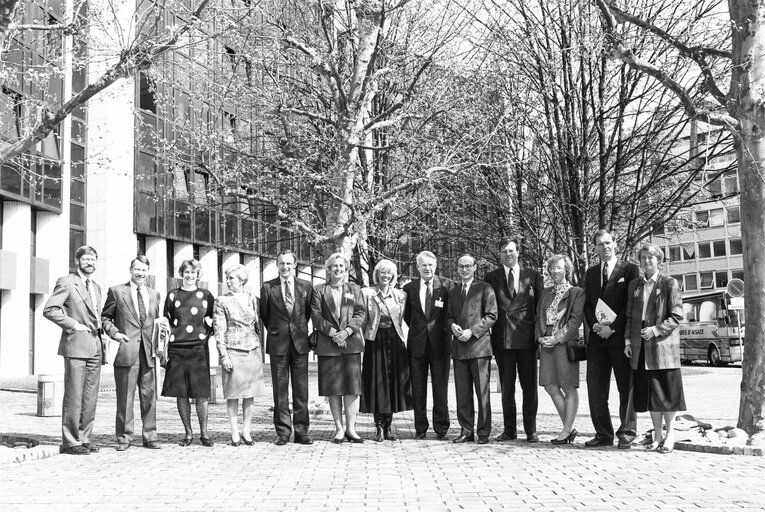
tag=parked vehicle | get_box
[679,290,744,366]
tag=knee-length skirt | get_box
[162,344,210,399]
[633,345,686,412]
[221,347,267,399]
[317,354,362,396]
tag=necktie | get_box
[601,263,609,293]
[85,279,100,327]
[284,280,294,315]
[462,283,468,301]
[137,286,147,325]
[424,281,432,317]
[507,268,515,299]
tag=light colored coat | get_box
[43,273,103,358]
[625,273,683,370]
[361,286,407,343]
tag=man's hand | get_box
[457,329,472,342]
[113,333,130,343]
[72,323,90,332]
[594,323,614,339]
[451,324,463,337]
[624,344,632,358]
[640,327,656,340]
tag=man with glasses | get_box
[447,254,497,444]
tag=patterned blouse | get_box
[545,282,572,326]
[164,288,215,348]
[213,292,261,358]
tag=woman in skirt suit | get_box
[214,264,266,446]
[310,253,367,444]
[624,243,685,454]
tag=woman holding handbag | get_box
[536,254,585,445]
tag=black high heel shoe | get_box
[551,429,577,445]
[345,432,364,444]
[230,436,241,447]
[179,436,193,447]
[242,437,254,446]
[200,436,214,447]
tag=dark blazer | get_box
[583,258,640,347]
[101,283,161,368]
[485,266,543,351]
[43,273,103,358]
[535,286,585,346]
[310,282,366,356]
[260,277,313,356]
[446,280,497,360]
[625,273,683,370]
[403,276,453,358]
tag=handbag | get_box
[566,339,587,362]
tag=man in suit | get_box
[447,254,497,444]
[484,238,544,443]
[403,251,453,440]
[101,255,162,451]
[583,229,640,448]
[43,245,103,455]
[260,250,314,445]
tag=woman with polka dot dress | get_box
[162,259,215,447]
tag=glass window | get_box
[71,179,85,202]
[707,179,722,198]
[698,242,712,259]
[695,210,709,226]
[722,171,739,196]
[698,299,717,321]
[1,161,23,196]
[194,208,210,242]
[727,205,740,224]
[671,275,684,291]
[668,246,681,262]
[709,208,724,227]
[682,243,695,260]
[136,192,159,234]
[730,238,743,255]
[172,167,189,200]
[68,229,85,271]
[715,271,729,289]
[713,240,726,257]
[42,162,61,208]
[700,271,714,289]
[732,270,744,281]
[70,204,85,227]
[684,274,698,292]
[136,152,156,193]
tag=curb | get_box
[675,441,763,456]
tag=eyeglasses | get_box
[457,264,474,269]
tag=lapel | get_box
[324,284,341,326]
[120,283,141,324]
[459,281,474,322]
[428,276,442,319]
[73,274,98,318]
[647,274,662,318]
[274,278,288,316]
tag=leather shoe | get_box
[274,436,290,446]
[452,434,475,444]
[116,443,130,452]
[477,437,489,445]
[436,432,448,441]
[617,438,633,450]
[82,443,99,453]
[526,433,539,443]
[295,436,314,445]
[199,436,214,447]
[584,437,613,448]
[60,445,90,455]
[142,441,161,449]
[344,432,364,444]
[331,436,345,444]
[496,432,517,442]
[414,432,427,440]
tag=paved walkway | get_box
[1,365,763,511]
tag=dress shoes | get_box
[617,437,633,450]
[199,436,214,447]
[116,443,130,452]
[526,433,539,443]
[495,432,517,442]
[82,443,99,453]
[179,436,193,447]
[452,433,475,444]
[550,429,577,445]
[435,432,448,441]
[344,432,363,444]
[477,437,489,445]
[242,437,254,446]
[274,436,290,446]
[142,441,161,449]
[414,432,427,440]
[331,436,345,444]
[295,436,314,445]
[60,445,90,455]
[584,437,613,448]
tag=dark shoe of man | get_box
[116,443,130,452]
[477,437,489,445]
[274,436,290,446]
[526,433,539,443]
[81,443,99,453]
[143,441,161,449]
[414,432,427,440]
[584,437,614,448]
[452,433,475,444]
[495,432,517,442]
[294,436,313,445]
[617,437,633,450]
[61,445,90,455]
[436,432,448,441]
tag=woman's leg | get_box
[196,398,210,438]
[328,395,345,439]
[648,411,664,449]
[227,399,240,442]
[662,411,677,449]
[242,398,255,441]
[561,386,579,434]
[545,385,566,426]
[177,398,193,438]
[344,394,360,437]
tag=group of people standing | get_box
[43,228,686,455]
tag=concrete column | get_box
[243,255,260,296]
[221,251,240,292]
[199,247,219,297]
[0,202,32,377]
[145,237,168,297]
[172,242,194,281]
[262,258,278,283]
[313,266,327,285]
[297,264,313,282]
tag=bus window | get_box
[729,309,745,326]
[682,303,696,323]
[698,300,717,322]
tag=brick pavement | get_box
[1,365,763,511]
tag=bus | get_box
[679,290,744,366]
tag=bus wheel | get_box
[708,346,725,367]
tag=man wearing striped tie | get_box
[260,250,314,445]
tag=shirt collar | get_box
[461,278,474,288]
[281,277,292,287]
[502,264,520,275]
[644,270,659,283]
[130,281,142,292]
[603,256,618,269]
[77,270,91,283]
